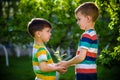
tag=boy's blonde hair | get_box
[75,2,99,22]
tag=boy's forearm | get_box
[59,55,83,67]
[66,55,84,67]
[39,63,57,72]
[44,65,57,72]
[67,48,87,66]
[67,55,80,66]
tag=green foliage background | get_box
[0,0,120,69]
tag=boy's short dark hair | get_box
[27,18,52,37]
[75,2,99,22]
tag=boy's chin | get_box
[45,40,49,42]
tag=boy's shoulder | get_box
[81,30,97,40]
[83,29,96,36]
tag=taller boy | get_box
[60,2,99,80]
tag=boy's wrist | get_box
[67,61,72,67]
[55,67,60,71]
[63,61,71,67]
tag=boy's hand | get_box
[54,63,67,74]
[58,61,69,68]
[57,67,67,74]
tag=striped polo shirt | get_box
[75,29,98,80]
[32,44,56,80]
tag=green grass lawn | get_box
[0,56,119,80]
[0,56,35,80]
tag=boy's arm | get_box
[39,61,66,73]
[60,48,87,67]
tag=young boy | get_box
[59,2,99,80]
[27,18,66,80]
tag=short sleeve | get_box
[79,36,91,49]
[36,48,48,62]
[78,30,98,50]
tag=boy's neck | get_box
[85,22,95,31]
[86,27,94,31]
[34,39,44,45]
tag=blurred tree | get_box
[15,0,94,48]
[95,0,120,67]
[0,0,2,16]
[1,0,120,65]
[0,0,20,46]
[14,0,82,49]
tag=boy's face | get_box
[36,27,51,43]
[76,12,88,30]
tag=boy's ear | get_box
[87,16,92,22]
[35,31,41,37]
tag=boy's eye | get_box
[78,18,80,21]
[47,30,51,32]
